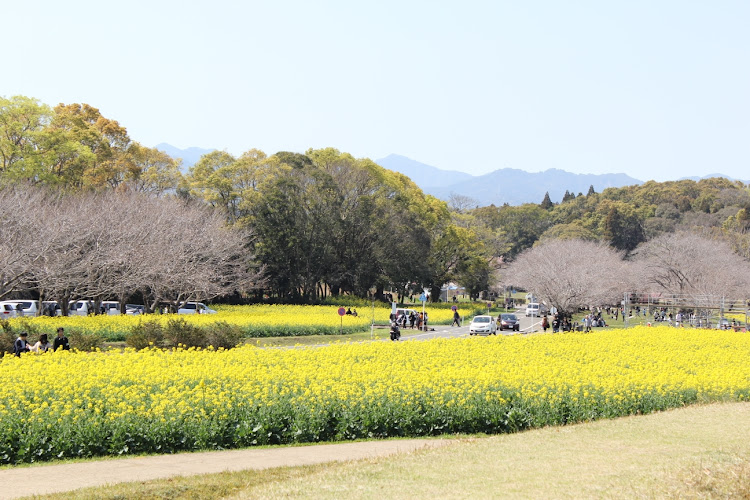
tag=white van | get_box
[101,301,121,315]
[0,300,41,317]
[177,302,217,314]
[525,303,541,317]
[68,300,94,316]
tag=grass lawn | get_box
[36,402,750,499]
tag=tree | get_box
[603,204,645,252]
[630,232,750,299]
[562,190,575,203]
[126,143,183,195]
[587,185,596,196]
[503,239,632,314]
[48,103,132,189]
[540,192,553,210]
[448,193,478,214]
[0,96,53,181]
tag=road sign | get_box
[419,293,427,302]
[451,305,457,311]
[337,307,346,316]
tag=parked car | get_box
[1,302,16,319]
[498,313,520,331]
[42,301,62,316]
[0,300,41,317]
[469,315,497,335]
[525,303,541,317]
[394,308,418,322]
[177,302,217,314]
[68,300,94,316]
[100,301,121,315]
[125,304,146,315]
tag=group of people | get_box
[540,312,606,333]
[13,327,70,357]
[392,310,427,329]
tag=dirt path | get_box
[0,439,451,499]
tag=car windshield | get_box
[502,314,517,320]
[473,317,490,323]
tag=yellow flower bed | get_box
[7,304,466,341]
[3,326,746,464]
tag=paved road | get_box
[395,308,543,342]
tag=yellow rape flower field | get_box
[1,326,748,464]
[8,304,464,341]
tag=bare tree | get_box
[1,186,261,314]
[447,193,479,214]
[0,186,58,298]
[503,239,633,314]
[630,231,750,299]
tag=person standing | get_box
[14,332,30,356]
[53,327,70,351]
[452,310,461,327]
[542,315,549,332]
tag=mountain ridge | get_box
[153,145,747,206]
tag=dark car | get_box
[499,313,520,331]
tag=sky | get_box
[3,1,749,182]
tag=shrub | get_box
[126,320,165,350]
[206,322,244,350]
[68,329,106,351]
[165,318,207,348]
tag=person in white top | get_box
[29,334,51,353]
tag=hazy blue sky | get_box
[3,1,748,181]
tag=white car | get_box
[177,302,217,314]
[0,300,41,317]
[101,301,121,315]
[469,315,497,335]
[526,303,541,317]
[68,300,95,316]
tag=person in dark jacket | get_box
[14,332,30,356]
[53,327,70,351]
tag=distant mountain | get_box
[376,155,643,206]
[155,143,214,170]
[376,154,473,188]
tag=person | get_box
[542,315,549,332]
[345,307,352,315]
[29,334,51,353]
[14,303,25,318]
[409,311,416,329]
[352,309,358,317]
[53,327,70,351]
[14,332,30,356]
[423,312,429,329]
[452,310,461,327]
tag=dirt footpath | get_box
[0,439,451,499]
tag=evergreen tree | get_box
[587,185,596,196]
[562,190,575,203]
[540,191,553,209]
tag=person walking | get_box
[452,310,461,327]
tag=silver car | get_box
[469,315,497,335]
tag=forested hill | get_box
[463,177,750,261]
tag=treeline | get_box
[462,177,750,261]
[0,96,490,303]
[4,94,750,305]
